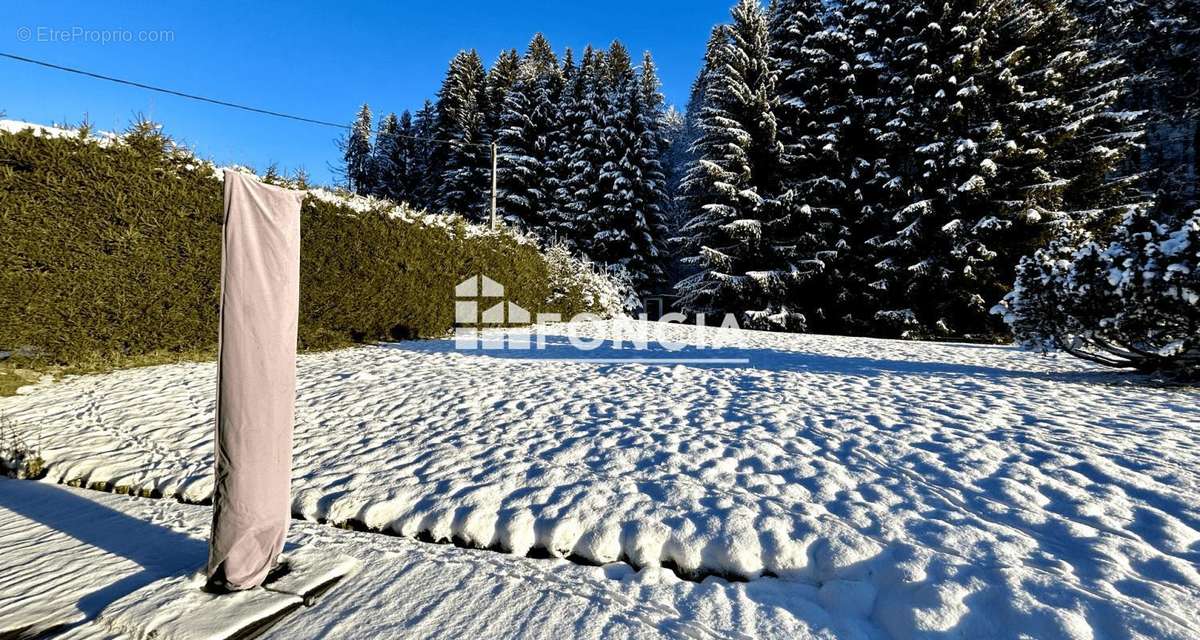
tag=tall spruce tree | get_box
[545,48,583,247]
[372,112,402,200]
[411,100,437,210]
[561,47,612,254]
[676,0,803,330]
[484,49,521,141]
[343,103,375,196]
[432,50,489,219]
[496,34,563,230]
[373,111,424,206]
[767,0,868,333]
[868,0,1142,338]
[590,51,671,293]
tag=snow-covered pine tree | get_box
[633,53,673,293]
[676,0,805,330]
[545,48,582,248]
[589,42,638,272]
[1072,0,1199,212]
[819,0,919,336]
[999,204,1200,376]
[767,0,871,333]
[589,51,672,294]
[495,34,563,231]
[431,50,490,220]
[869,0,1142,339]
[372,110,423,206]
[411,100,438,210]
[560,47,612,254]
[343,103,375,196]
[484,49,521,141]
[372,112,402,200]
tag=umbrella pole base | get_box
[95,549,361,640]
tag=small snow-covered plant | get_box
[543,243,636,318]
[996,207,1200,376]
[0,413,44,479]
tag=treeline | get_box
[676,0,1197,340]
[342,0,1197,345]
[341,35,675,294]
[679,0,1133,338]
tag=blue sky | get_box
[3,1,736,185]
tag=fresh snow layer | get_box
[94,573,301,640]
[2,320,1198,638]
[0,479,846,639]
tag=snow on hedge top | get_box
[0,118,119,146]
[1,118,630,317]
[0,118,528,243]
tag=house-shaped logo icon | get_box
[454,275,531,349]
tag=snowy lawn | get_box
[1,319,1198,639]
[1,479,795,639]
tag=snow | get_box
[0,479,845,639]
[94,573,302,640]
[0,119,118,146]
[1,319,1198,639]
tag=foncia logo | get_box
[452,275,748,364]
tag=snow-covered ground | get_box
[0,479,804,639]
[2,320,1198,639]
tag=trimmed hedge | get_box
[0,122,609,367]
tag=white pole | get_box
[490,142,498,231]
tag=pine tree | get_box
[372,112,402,200]
[372,111,423,205]
[343,103,375,196]
[676,0,803,330]
[868,0,1142,338]
[411,100,438,210]
[484,49,521,140]
[767,0,867,333]
[495,34,563,231]
[432,50,489,219]
[589,51,672,293]
[561,47,612,254]
[590,41,638,268]
[545,48,582,247]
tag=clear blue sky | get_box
[2,1,737,186]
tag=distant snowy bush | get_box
[0,413,43,479]
[543,244,636,318]
[996,207,1200,376]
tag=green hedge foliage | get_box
[0,123,608,367]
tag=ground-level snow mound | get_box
[2,320,1198,638]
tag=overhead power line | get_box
[0,51,492,149]
[1,51,350,129]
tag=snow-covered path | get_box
[2,320,1198,639]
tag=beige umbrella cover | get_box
[207,170,304,590]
